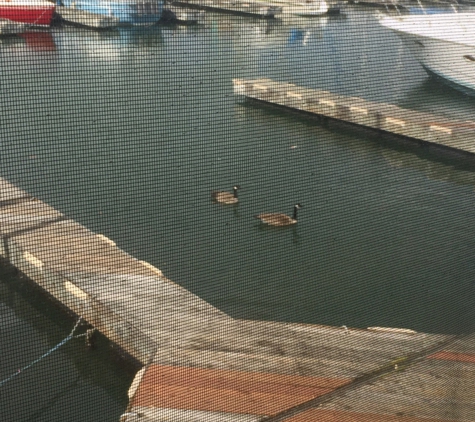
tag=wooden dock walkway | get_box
[0,177,473,421]
[233,78,475,156]
[284,333,475,421]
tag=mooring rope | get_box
[0,317,89,388]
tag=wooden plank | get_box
[434,334,475,355]
[133,383,321,416]
[367,373,475,402]
[284,409,462,422]
[242,319,449,353]
[428,351,475,364]
[11,220,157,275]
[0,200,64,236]
[126,406,263,422]
[132,364,336,416]
[312,358,475,420]
[319,389,475,419]
[151,345,387,379]
[409,358,475,379]
[142,364,348,390]
[0,178,31,202]
[131,365,349,417]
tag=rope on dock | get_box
[0,317,91,388]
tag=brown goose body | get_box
[255,204,302,227]
[212,186,240,204]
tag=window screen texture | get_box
[1,2,475,421]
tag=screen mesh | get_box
[1,2,475,421]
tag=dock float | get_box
[55,6,120,29]
[0,177,474,421]
[233,78,475,155]
[166,0,282,18]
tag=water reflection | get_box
[382,148,475,188]
[234,16,328,48]
[0,31,57,74]
[0,273,132,421]
[53,26,163,61]
[0,31,56,55]
[400,77,475,121]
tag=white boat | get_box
[282,0,329,16]
[379,12,475,95]
[60,0,163,25]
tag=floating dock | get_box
[55,6,120,29]
[0,177,474,421]
[166,0,282,18]
[233,78,475,155]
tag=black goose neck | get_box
[293,206,298,220]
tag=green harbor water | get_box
[2,8,475,420]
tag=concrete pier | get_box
[1,177,474,421]
[233,78,475,155]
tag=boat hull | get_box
[380,14,475,95]
[403,34,475,95]
[62,0,163,25]
[0,3,55,26]
[285,1,328,16]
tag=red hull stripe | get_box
[0,6,55,25]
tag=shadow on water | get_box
[400,76,475,121]
[237,99,475,189]
[0,262,137,422]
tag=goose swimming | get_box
[211,185,240,204]
[255,204,303,226]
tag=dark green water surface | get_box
[2,7,475,420]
